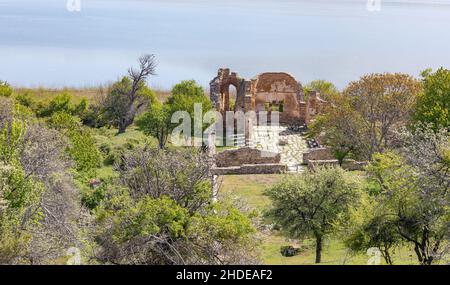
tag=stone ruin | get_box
[210,68,327,125]
[208,68,331,179]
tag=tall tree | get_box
[413,68,450,130]
[304,80,339,100]
[363,127,449,265]
[102,55,157,134]
[137,80,212,148]
[0,98,83,264]
[265,167,359,263]
[311,73,422,160]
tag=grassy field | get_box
[91,125,158,180]
[218,174,438,265]
[13,87,171,104]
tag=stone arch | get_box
[209,68,247,113]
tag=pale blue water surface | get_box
[1,0,450,89]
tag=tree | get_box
[343,162,404,265]
[0,98,86,264]
[0,162,44,264]
[413,68,450,130]
[166,80,213,133]
[364,139,449,265]
[0,116,43,264]
[95,147,258,264]
[311,73,422,160]
[102,55,157,134]
[310,99,362,165]
[304,80,339,100]
[136,102,172,149]
[265,167,359,263]
[0,81,13,98]
[137,80,212,148]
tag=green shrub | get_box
[124,138,139,150]
[99,143,111,155]
[81,184,107,210]
[0,81,13,98]
[49,112,101,176]
[39,92,72,117]
[104,153,119,166]
[73,98,88,117]
[15,92,35,108]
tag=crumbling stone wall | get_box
[253,72,304,125]
[212,164,287,175]
[307,159,368,171]
[302,147,334,164]
[209,68,249,112]
[215,147,281,167]
[210,68,327,126]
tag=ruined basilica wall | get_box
[210,69,327,126]
[253,72,304,124]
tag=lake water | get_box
[1,0,450,89]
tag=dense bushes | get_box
[0,98,83,264]
[94,147,258,265]
[414,68,450,130]
[0,81,13,98]
[48,112,101,177]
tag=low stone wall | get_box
[302,147,333,164]
[342,160,368,171]
[212,164,287,175]
[307,159,368,171]
[215,147,281,167]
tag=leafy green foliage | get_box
[414,67,450,130]
[95,147,257,265]
[15,92,36,108]
[137,80,212,148]
[0,81,13,98]
[49,112,101,176]
[168,80,212,119]
[311,73,422,160]
[81,183,107,211]
[0,118,44,263]
[136,102,171,149]
[265,167,359,263]
[304,80,339,100]
[102,76,156,134]
[353,148,450,265]
[37,92,89,119]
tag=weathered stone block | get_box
[215,147,281,167]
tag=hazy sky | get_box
[1,0,450,89]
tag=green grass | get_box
[13,87,171,104]
[14,87,99,104]
[91,126,157,181]
[92,126,153,147]
[218,174,443,265]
